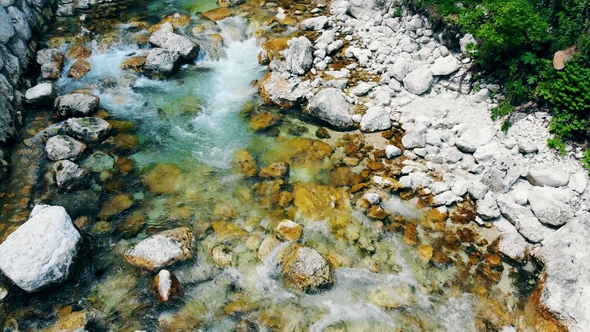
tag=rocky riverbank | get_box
[259,0,590,330]
[0,0,588,330]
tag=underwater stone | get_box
[282,245,333,293]
[260,162,289,179]
[45,135,87,161]
[124,227,195,270]
[0,205,82,292]
[67,59,91,79]
[275,219,302,241]
[153,269,183,302]
[66,117,112,143]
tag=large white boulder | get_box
[286,36,313,76]
[528,187,573,227]
[455,125,496,153]
[430,55,460,76]
[0,206,82,292]
[360,106,391,132]
[527,164,570,187]
[149,23,199,60]
[307,88,354,129]
[25,83,56,105]
[124,227,195,270]
[403,68,433,95]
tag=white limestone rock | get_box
[0,205,82,292]
[360,106,391,132]
[53,93,100,117]
[149,24,199,60]
[300,16,329,31]
[145,48,181,75]
[455,125,496,153]
[282,246,333,293]
[350,82,376,96]
[403,68,433,95]
[25,83,56,105]
[476,192,501,220]
[527,187,573,227]
[307,88,354,129]
[494,218,530,261]
[527,164,570,187]
[385,145,402,159]
[66,117,112,143]
[399,172,433,190]
[124,227,195,270]
[401,123,427,149]
[286,36,313,76]
[497,194,554,243]
[569,173,587,194]
[53,160,87,190]
[388,57,409,81]
[45,135,87,161]
[430,55,460,76]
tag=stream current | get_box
[0,0,564,331]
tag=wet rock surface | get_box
[124,227,195,270]
[0,206,82,292]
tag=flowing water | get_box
[0,0,564,331]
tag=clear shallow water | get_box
[0,1,559,331]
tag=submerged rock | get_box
[25,82,56,105]
[260,162,289,179]
[202,7,232,21]
[66,117,112,143]
[124,227,195,270]
[54,160,87,190]
[45,135,87,161]
[281,245,333,293]
[67,59,91,79]
[275,219,302,241]
[153,269,183,302]
[0,205,82,292]
[53,93,100,118]
[306,88,354,129]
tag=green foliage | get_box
[547,137,568,155]
[582,148,590,171]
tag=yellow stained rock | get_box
[67,59,91,80]
[213,221,249,242]
[258,235,281,261]
[66,45,92,59]
[250,113,281,131]
[262,37,290,61]
[275,219,302,241]
[202,7,233,21]
[260,162,289,179]
[50,310,87,332]
[418,245,434,262]
[162,12,191,28]
[121,56,146,72]
[293,183,352,230]
[234,149,258,177]
[104,133,140,151]
[143,163,184,195]
[98,193,134,220]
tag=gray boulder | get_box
[149,24,200,60]
[25,83,56,105]
[430,55,460,76]
[401,123,427,149]
[455,125,496,153]
[388,57,409,81]
[476,192,501,220]
[534,215,590,332]
[45,135,87,161]
[494,218,530,261]
[0,205,82,292]
[36,48,64,80]
[0,94,14,143]
[53,93,100,117]
[403,68,433,95]
[0,7,15,44]
[286,36,313,76]
[54,160,87,190]
[497,194,554,243]
[527,164,570,187]
[528,187,573,227]
[66,117,112,143]
[145,48,181,75]
[282,245,333,293]
[124,227,195,270]
[569,173,587,194]
[360,106,391,132]
[307,88,354,129]
[0,73,12,101]
[7,6,31,41]
[300,16,329,31]
[259,71,310,109]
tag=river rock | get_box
[533,215,590,332]
[403,68,433,95]
[360,106,391,132]
[149,23,200,60]
[399,172,433,190]
[259,72,309,109]
[569,172,587,194]
[401,123,427,149]
[430,55,460,76]
[476,192,501,220]
[307,88,354,129]
[53,93,100,117]
[275,219,302,241]
[7,6,31,41]
[260,161,289,179]
[282,245,333,293]
[527,164,570,187]
[388,57,409,81]
[0,7,15,44]
[25,82,56,105]
[0,205,82,292]
[54,160,87,190]
[467,181,489,200]
[153,269,183,302]
[45,135,87,161]
[66,117,112,142]
[494,218,529,261]
[145,48,181,74]
[455,125,496,153]
[67,59,91,79]
[37,48,65,80]
[385,145,402,159]
[497,194,554,243]
[286,36,313,76]
[527,186,573,227]
[124,227,195,270]
[300,16,328,31]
